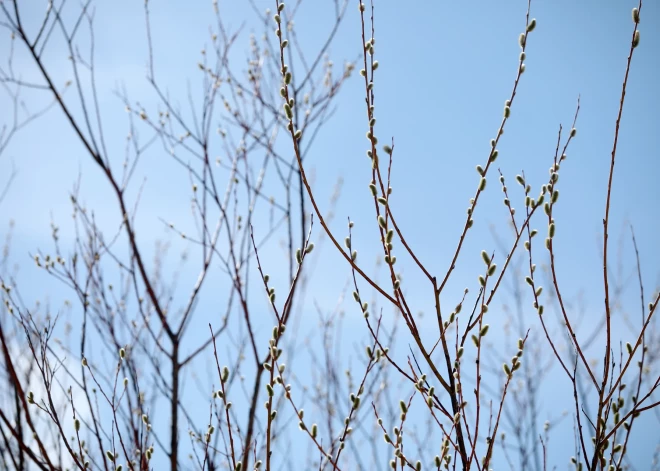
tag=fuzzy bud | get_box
[527,18,537,32]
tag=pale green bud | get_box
[527,18,536,32]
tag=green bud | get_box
[527,18,537,32]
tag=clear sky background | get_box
[1,0,659,469]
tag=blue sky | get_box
[1,0,659,469]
